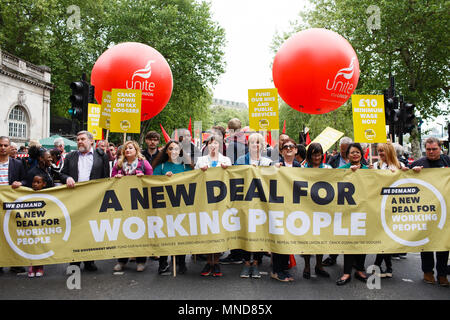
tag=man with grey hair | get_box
[327,136,353,168]
[54,137,65,153]
[8,142,18,159]
[60,130,110,272]
[408,137,449,287]
[53,137,66,169]
[392,142,408,167]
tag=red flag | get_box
[159,123,171,143]
[188,117,194,142]
[306,131,311,145]
[364,146,370,160]
[282,120,286,134]
[288,254,297,269]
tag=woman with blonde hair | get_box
[372,142,405,277]
[373,142,404,171]
[111,140,153,272]
[235,133,272,279]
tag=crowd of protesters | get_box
[0,117,448,287]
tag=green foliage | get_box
[279,0,449,118]
[209,105,249,130]
[0,0,226,142]
[272,0,449,155]
[279,100,353,145]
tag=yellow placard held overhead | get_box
[99,91,111,129]
[110,89,142,134]
[308,127,344,152]
[87,103,103,140]
[248,88,279,131]
[352,94,387,143]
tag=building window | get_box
[8,106,28,139]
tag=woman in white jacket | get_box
[372,142,406,278]
[195,134,231,277]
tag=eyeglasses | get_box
[282,144,296,150]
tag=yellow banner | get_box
[87,103,102,140]
[352,94,387,143]
[99,90,111,129]
[0,166,448,266]
[248,88,279,131]
[110,89,141,133]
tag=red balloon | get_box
[91,42,173,121]
[272,28,359,114]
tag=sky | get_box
[209,0,310,105]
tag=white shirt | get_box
[195,153,231,169]
[373,161,404,170]
[0,160,9,185]
[77,148,94,182]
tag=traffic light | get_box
[400,101,415,134]
[69,79,89,127]
[391,96,400,126]
[384,92,400,132]
[383,75,401,142]
[88,84,95,104]
[383,89,394,126]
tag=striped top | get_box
[0,160,9,185]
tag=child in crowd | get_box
[28,174,47,278]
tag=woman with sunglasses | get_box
[271,138,300,282]
[152,140,193,275]
[301,142,332,280]
[275,138,301,168]
[336,143,369,285]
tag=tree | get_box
[0,0,226,146]
[273,0,449,157]
[209,105,249,130]
[279,101,354,147]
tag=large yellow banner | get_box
[0,166,448,266]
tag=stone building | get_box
[0,48,53,145]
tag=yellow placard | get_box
[308,127,344,152]
[87,103,102,140]
[110,89,142,134]
[0,166,449,266]
[352,94,387,143]
[99,91,111,129]
[248,88,279,131]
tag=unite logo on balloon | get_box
[125,60,156,96]
[325,57,356,99]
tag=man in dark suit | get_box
[60,131,110,272]
[0,136,26,273]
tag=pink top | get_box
[111,159,153,177]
